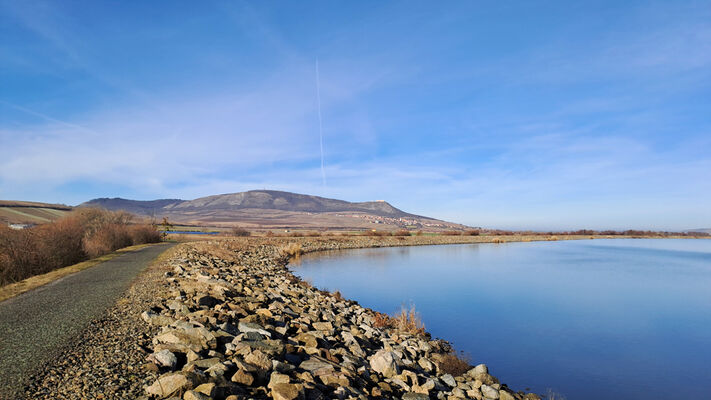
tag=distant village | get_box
[337,213,458,229]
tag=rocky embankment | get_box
[138,237,543,400]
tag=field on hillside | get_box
[0,201,72,225]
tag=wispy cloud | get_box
[1,0,709,230]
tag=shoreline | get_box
[17,234,705,399]
[141,236,544,400]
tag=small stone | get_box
[499,390,515,400]
[194,383,216,397]
[183,390,210,400]
[481,384,500,399]
[244,350,272,371]
[271,383,304,400]
[150,349,177,369]
[231,369,254,386]
[312,321,333,332]
[268,372,291,389]
[418,357,434,372]
[299,358,334,376]
[369,349,400,378]
[238,322,272,338]
[145,373,195,398]
[441,374,457,387]
[473,364,488,375]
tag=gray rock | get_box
[145,373,198,398]
[441,374,457,387]
[150,349,177,369]
[299,358,335,376]
[481,384,500,399]
[238,322,272,338]
[473,363,488,375]
[369,349,400,378]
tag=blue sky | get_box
[1,1,710,230]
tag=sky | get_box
[1,1,710,231]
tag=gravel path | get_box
[0,243,174,399]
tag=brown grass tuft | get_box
[372,305,426,336]
[279,243,304,259]
[438,352,471,376]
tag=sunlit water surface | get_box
[291,239,711,399]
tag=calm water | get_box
[292,239,711,399]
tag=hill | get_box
[0,200,72,226]
[81,190,465,231]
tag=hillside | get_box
[81,190,465,231]
[0,200,72,226]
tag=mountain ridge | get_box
[81,190,463,230]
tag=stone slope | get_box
[18,235,560,399]
[140,238,542,400]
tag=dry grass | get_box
[372,304,426,336]
[441,230,462,236]
[279,243,304,259]
[438,352,471,376]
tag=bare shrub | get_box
[232,227,251,237]
[372,312,391,329]
[126,224,161,244]
[0,208,161,286]
[393,229,410,237]
[442,230,462,236]
[438,352,471,376]
[464,229,480,236]
[279,243,303,259]
[82,224,132,258]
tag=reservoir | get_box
[291,239,711,399]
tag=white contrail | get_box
[316,59,326,187]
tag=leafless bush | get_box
[438,352,471,376]
[0,208,161,286]
[442,230,462,236]
[393,229,411,237]
[279,243,303,259]
[232,227,251,237]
